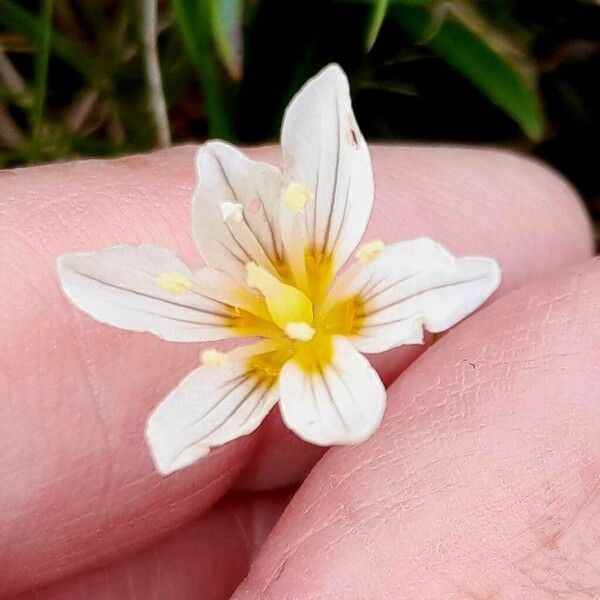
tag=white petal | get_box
[279,336,386,446]
[145,352,279,474]
[57,244,264,342]
[193,141,285,282]
[329,238,502,353]
[281,64,374,272]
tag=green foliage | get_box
[391,3,546,140]
[0,0,104,83]
[0,0,598,222]
[171,0,234,138]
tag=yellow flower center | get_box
[239,249,364,377]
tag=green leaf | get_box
[171,0,234,139]
[365,0,389,51]
[391,4,546,140]
[210,0,244,81]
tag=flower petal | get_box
[57,244,270,342]
[329,238,502,353]
[279,336,386,446]
[145,350,279,474]
[193,141,285,282]
[281,64,374,272]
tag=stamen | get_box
[220,202,244,224]
[201,349,227,368]
[356,240,385,264]
[285,322,316,342]
[156,272,192,294]
[284,182,313,213]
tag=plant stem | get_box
[140,0,171,147]
[31,0,53,157]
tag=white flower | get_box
[57,64,501,476]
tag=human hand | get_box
[1,144,595,598]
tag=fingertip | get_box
[368,145,593,289]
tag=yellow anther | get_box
[246,262,313,331]
[156,272,192,294]
[355,240,385,264]
[201,349,227,368]
[283,182,313,213]
[285,322,316,342]
[221,202,244,224]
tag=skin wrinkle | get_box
[149,545,162,600]
[28,463,244,583]
[510,480,594,564]
[109,462,241,527]
[0,145,594,595]
[261,441,463,593]
[287,408,448,526]
[16,459,242,588]
[508,467,600,597]
[16,493,288,600]
[71,315,118,530]
[233,260,600,600]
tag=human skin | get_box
[0,144,593,598]
[233,259,600,600]
[15,492,289,600]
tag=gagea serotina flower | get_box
[57,64,501,475]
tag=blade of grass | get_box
[210,0,244,81]
[171,0,234,139]
[365,0,389,51]
[31,0,53,152]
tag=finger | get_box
[0,145,591,595]
[232,259,600,599]
[13,490,289,600]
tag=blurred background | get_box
[0,0,598,238]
